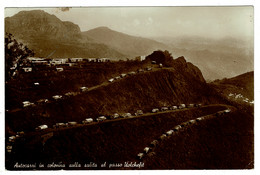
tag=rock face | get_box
[145,51,205,83]
[173,56,205,83]
[5,10,81,41]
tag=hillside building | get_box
[22,67,32,72]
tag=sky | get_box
[4,6,253,39]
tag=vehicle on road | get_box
[135,110,144,116]
[152,108,159,113]
[80,87,88,92]
[179,104,186,109]
[35,124,48,131]
[22,101,34,107]
[108,78,114,83]
[97,116,106,122]
[161,107,168,111]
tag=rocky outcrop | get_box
[173,56,205,83]
[5,10,81,41]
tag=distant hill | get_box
[5,10,82,41]
[5,10,168,59]
[153,36,254,80]
[5,10,253,80]
[211,71,254,104]
[82,27,168,57]
[5,10,126,58]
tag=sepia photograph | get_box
[3,5,254,171]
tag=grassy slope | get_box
[6,68,226,132]
[6,61,147,109]
[212,71,253,99]
[142,108,254,169]
[6,105,227,170]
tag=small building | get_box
[54,58,68,64]
[31,58,48,65]
[65,63,74,66]
[71,58,83,62]
[87,58,95,62]
[50,58,67,65]
[97,58,109,62]
[151,61,156,64]
[22,67,32,72]
[159,63,163,68]
[34,82,40,86]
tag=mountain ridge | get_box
[82,26,168,56]
[5,10,254,80]
[5,10,168,59]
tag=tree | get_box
[145,50,174,66]
[5,33,34,81]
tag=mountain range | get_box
[5,10,253,80]
[5,10,168,59]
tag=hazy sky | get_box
[5,7,253,39]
